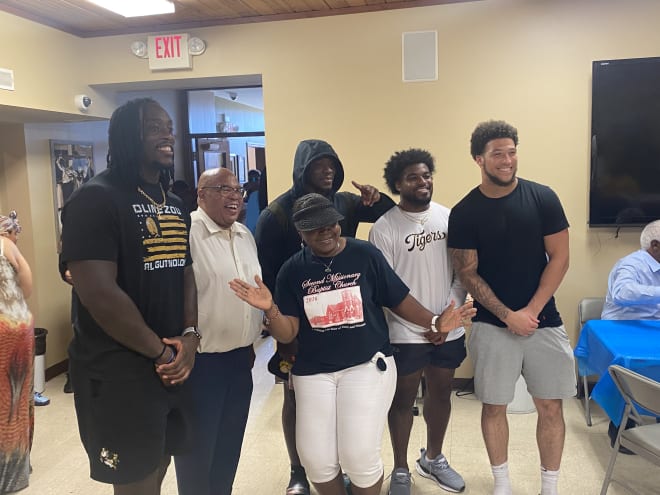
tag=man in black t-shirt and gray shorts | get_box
[61,98,198,495]
[448,120,575,495]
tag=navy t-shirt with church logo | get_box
[275,237,409,376]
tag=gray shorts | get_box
[468,321,576,405]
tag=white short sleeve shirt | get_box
[369,202,466,344]
[190,208,263,353]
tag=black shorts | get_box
[392,335,467,376]
[70,361,191,484]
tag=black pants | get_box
[174,347,253,495]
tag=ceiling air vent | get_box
[0,68,15,91]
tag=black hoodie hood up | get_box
[291,139,345,199]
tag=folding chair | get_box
[577,297,605,426]
[600,365,660,494]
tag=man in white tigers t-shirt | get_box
[369,148,468,495]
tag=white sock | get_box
[491,462,513,495]
[540,466,559,495]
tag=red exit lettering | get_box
[154,35,183,59]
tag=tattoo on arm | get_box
[449,248,510,321]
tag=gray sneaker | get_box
[415,448,465,493]
[389,468,412,495]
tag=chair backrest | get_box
[609,365,660,417]
[578,297,605,327]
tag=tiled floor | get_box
[23,337,660,494]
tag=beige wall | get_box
[0,125,38,327]
[0,122,111,368]
[0,13,115,117]
[2,0,660,374]
[0,125,33,272]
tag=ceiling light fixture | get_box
[88,0,175,18]
[188,37,206,56]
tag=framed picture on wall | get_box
[49,140,95,240]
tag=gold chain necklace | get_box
[137,184,166,215]
[398,206,430,232]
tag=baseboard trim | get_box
[46,359,68,381]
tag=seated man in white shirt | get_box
[174,167,263,495]
[602,219,660,320]
[601,218,660,454]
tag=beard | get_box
[484,168,516,187]
[400,189,432,208]
[143,158,174,176]
[141,160,173,185]
[153,158,174,169]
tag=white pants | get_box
[292,353,397,488]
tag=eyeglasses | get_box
[201,185,245,197]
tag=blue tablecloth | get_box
[574,319,660,425]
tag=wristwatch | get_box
[182,326,202,340]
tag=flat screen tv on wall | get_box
[589,56,660,227]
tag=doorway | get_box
[185,86,266,190]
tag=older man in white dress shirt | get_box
[174,167,263,495]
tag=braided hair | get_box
[107,98,172,189]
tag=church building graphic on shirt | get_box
[304,286,364,330]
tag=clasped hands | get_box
[504,306,539,337]
[154,335,198,386]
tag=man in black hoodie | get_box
[255,139,395,495]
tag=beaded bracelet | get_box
[152,343,168,362]
[165,345,177,364]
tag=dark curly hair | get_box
[107,98,172,189]
[383,148,435,195]
[470,120,518,159]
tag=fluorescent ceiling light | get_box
[88,0,175,17]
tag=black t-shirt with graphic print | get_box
[275,237,409,376]
[61,169,191,379]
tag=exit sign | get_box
[148,33,191,70]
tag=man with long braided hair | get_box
[61,98,198,495]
